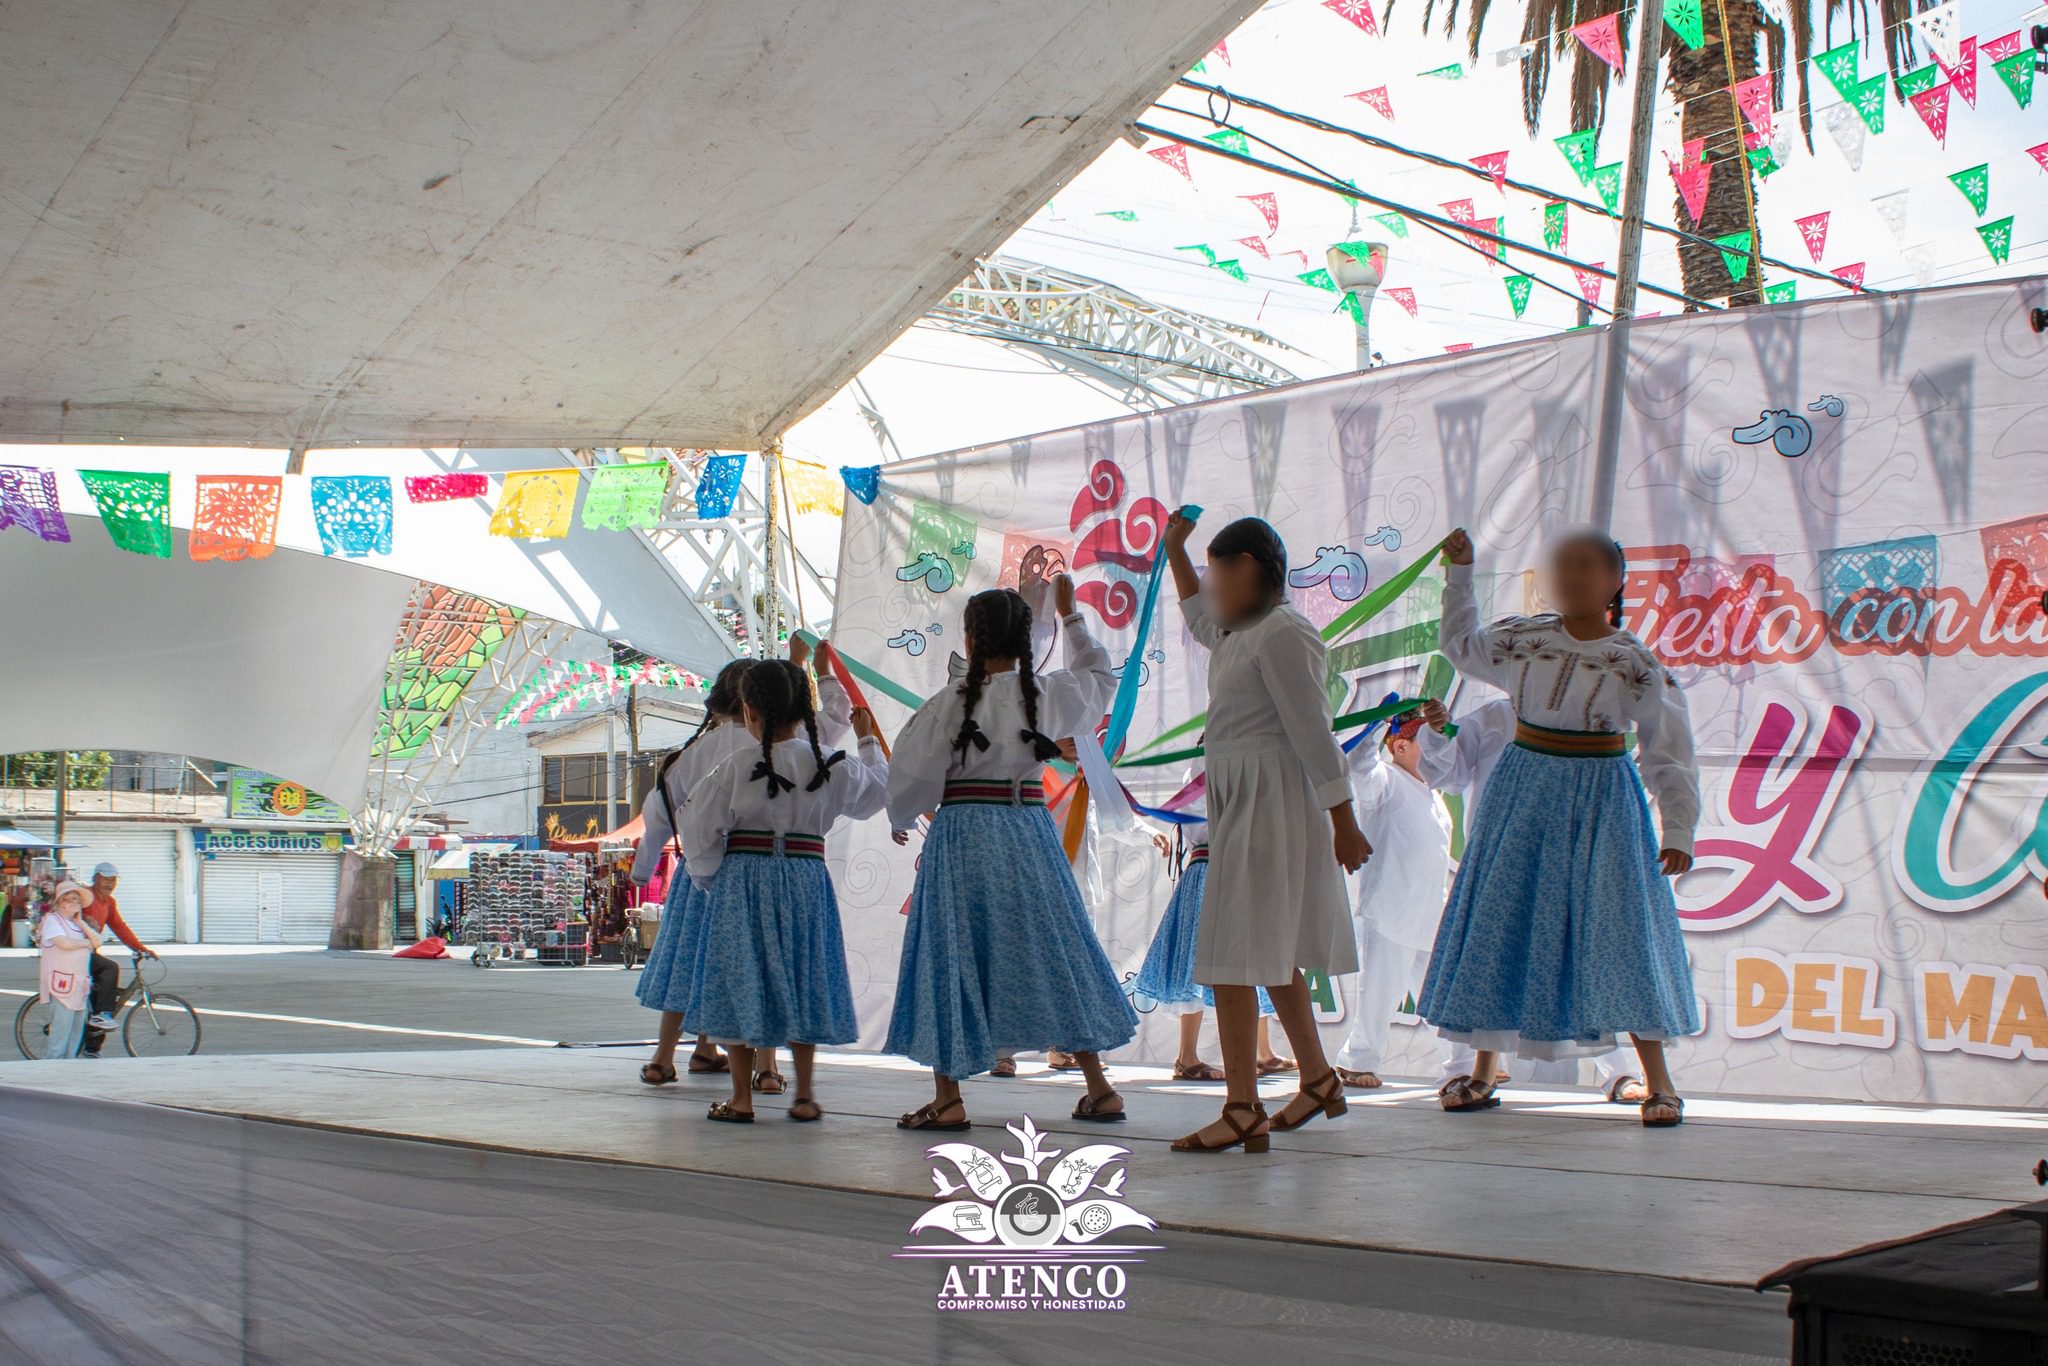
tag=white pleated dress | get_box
[1181,595,1357,987]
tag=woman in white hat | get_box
[37,881,101,1060]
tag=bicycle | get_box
[14,950,202,1059]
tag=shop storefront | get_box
[196,828,348,944]
[16,819,180,941]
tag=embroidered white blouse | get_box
[680,735,890,888]
[885,612,1113,832]
[1440,563,1701,855]
[631,675,853,885]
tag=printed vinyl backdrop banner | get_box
[830,278,2048,1108]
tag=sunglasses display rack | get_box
[462,849,593,968]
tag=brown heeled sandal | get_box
[1171,1100,1270,1154]
[1267,1071,1349,1132]
[897,1098,971,1132]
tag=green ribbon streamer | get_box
[792,629,927,711]
[1116,696,1429,768]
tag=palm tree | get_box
[1388,0,1917,307]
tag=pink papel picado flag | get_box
[1572,14,1625,71]
[1793,212,1830,264]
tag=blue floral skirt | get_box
[633,871,700,1014]
[673,854,856,1048]
[886,803,1138,1078]
[1131,860,1275,1016]
[1416,742,1700,1060]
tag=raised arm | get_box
[815,670,854,747]
[1631,665,1702,869]
[827,731,893,824]
[1036,578,1115,737]
[1164,512,1222,650]
[1438,529,1512,689]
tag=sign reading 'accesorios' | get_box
[194,829,348,855]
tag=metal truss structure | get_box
[353,587,576,856]
[924,256,1303,407]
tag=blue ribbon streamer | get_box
[1102,513,1185,756]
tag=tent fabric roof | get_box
[0,0,1258,450]
[0,520,418,812]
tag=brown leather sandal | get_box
[1640,1093,1685,1127]
[788,1097,823,1123]
[1072,1091,1126,1123]
[705,1101,753,1123]
[1335,1067,1382,1088]
[1438,1074,1500,1112]
[1268,1071,1349,1132]
[897,1098,971,1132]
[640,1061,677,1086]
[687,1049,729,1074]
[752,1069,787,1095]
[1171,1100,1270,1154]
[989,1057,1018,1078]
[1171,1060,1226,1082]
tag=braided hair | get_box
[955,588,1059,762]
[654,658,755,831]
[743,659,838,797]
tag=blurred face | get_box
[1202,552,1271,628]
[92,874,116,898]
[1387,732,1423,777]
[1544,537,1622,622]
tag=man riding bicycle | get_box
[80,862,157,1055]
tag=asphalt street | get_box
[0,949,657,1057]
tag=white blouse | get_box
[680,734,890,888]
[1440,563,1701,855]
[1347,740,1454,950]
[1181,596,1352,810]
[1415,696,1517,815]
[885,612,1113,832]
[630,675,853,884]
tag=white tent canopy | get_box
[0,0,1257,450]
[0,519,420,811]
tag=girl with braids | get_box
[884,575,1134,1131]
[1420,529,1700,1127]
[1161,513,1369,1155]
[632,643,853,1090]
[676,659,888,1123]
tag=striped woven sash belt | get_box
[1187,843,1210,864]
[940,779,1045,808]
[1513,721,1627,758]
[724,830,825,859]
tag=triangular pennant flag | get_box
[1992,50,2036,109]
[1948,164,1990,216]
[1342,292,1368,326]
[1370,243,1388,275]
[1543,201,1569,252]
[1204,128,1251,156]
[1765,281,1796,304]
[1471,151,1510,192]
[1908,82,1952,143]
[1212,258,1248,281]
[2031,143,2048,174]
[1897,65,1941,98]
[1419,63,1465,79]
[1984,32,2024,62]
[1240,192,1280,232]
[1176,243,1219,265]
[191,475,283,562]
[78,469,172,558]
[1096,209,1138,221]
[1793,212,1830,263]
[1591,163,1624,213]
[1733,74,1775,140]
[1504,274,1534,317]
[1323,0,1379,35]
[1665,0,1704,49]
[1348,86,1395,119]
[1977,216,2015,265]
[1870,189,1911,241]
[1572,13,1625,71]
[1236,236,1270,259]
[1441,198,1476,224]
[1572,263,1606,308]
[1911,2,1961,71]
[840,466,881,506]
[1832,262,1867,291]
[1747,145,1781,178]
[1903,242,1939,285]
[1298,268,1338,291]
[1386,286,1418,317]
[1849,75,1887,135]
[1940,36,1978,107]
[1814,41,1862,100]
[1711,231,1753,281]
[1335,241,1376,266]
[1495,40,1538,65]
[1147,144,1192,179]
[1555,129,1601,185]
[1469,217,1504,264]
[1373,211,1409,237]
[1822,102,1869,168]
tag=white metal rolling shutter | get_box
[20,822,177,940]
[200,853,265,943]
[279,856,340,944]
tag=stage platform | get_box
[3,1048,2042,1364]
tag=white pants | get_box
[1336,921,1473,1079]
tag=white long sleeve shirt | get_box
[886,612,1113,831]
[1439,563,1701,855]
[1181,595,1352,811]
[680,734,890,888]
[1415,696,1518,815]
[1347,739,1454,950]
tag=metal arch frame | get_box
[924,256,1302,408]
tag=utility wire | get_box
[1171,78,1868,295]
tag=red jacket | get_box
[83,893,148,954]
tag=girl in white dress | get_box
[1419,528,1700,1126]
[1161,513,1370,1154]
